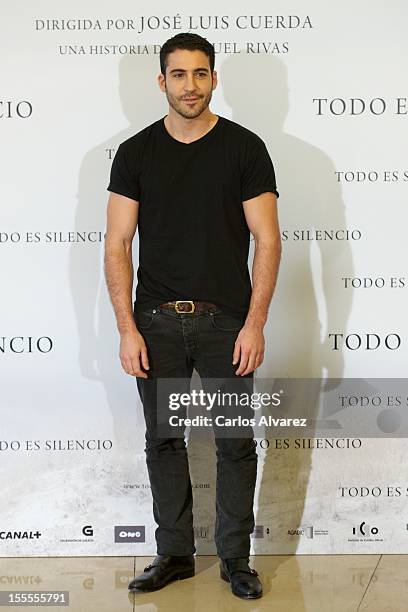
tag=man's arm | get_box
[233,191,282,375]
[104,192,149,378]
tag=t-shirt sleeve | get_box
[241,135,279,201]
[107,142,141,201]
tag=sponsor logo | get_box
[353,522,378,536]
[0,531,41,540]
[59,525,94,543]
[287,526,329,539]
[348,521,384,543]
[114,526,145,543]
[82,526,93,537]
[251,525,271,539]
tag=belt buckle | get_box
[175,300,195,313]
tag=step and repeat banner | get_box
[1,0,407,557]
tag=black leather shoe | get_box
[128,554,195,592]
[220,557,262,599]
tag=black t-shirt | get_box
[107,114,279,319]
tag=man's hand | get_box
[233,322,265,376]
[119,328,150,378]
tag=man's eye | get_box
[173,72,206,78]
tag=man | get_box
[104,32,281,600]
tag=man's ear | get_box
[157,72,166,92]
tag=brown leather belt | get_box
[160,300,217,314]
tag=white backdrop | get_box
[1,0,408,556]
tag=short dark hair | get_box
[160,32,215,76]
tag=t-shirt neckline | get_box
[161,114,221,146]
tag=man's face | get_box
[158,49,217,119]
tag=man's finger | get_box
[130,355,148,378]
[254,353,263,369]
[120,357,135,376]
[235,350,249,375]
[232,340,241,365]
[240,353,257,376]
[140,346,150,370]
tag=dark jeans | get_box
[134,303,257,559]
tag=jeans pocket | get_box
[210,311,244,332]
[135,309,155,331]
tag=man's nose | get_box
[184,74,197,92]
